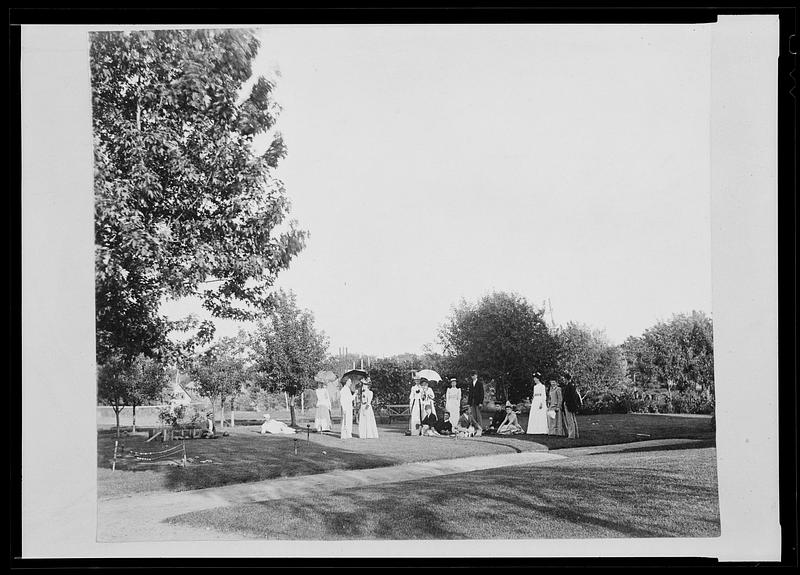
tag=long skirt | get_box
[446,398,461,427]
[340,407,353,439]
[563,405,579,438]
[409,400,424,436]
[359,406,379,438]
[497,422,524,435]
[315,404,331,432]
[547,408,565,436]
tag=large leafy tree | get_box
[623,311,714,395]
[438,292,560,403]
[91,29,306,364]
[555,322,627,409]
[127,354,171,432]
[249,291,328,426]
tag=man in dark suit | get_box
[465,371,484,435]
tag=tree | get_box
[623,311,714,396]
[127,354,170,432]
[438,292,561,403]
[91,29,306,365]
[555,323,627,412]
[97,355,134,438]
[188,336,249,431]
[249,291,328,426]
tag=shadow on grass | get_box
[99,431,397,492]
[587,439,718,456]
[170,448,721,539]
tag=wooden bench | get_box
[384,404,410,424]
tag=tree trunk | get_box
[114,405,122,438]
[230,398,235,428]
[289,395,297,427]
[132,404,137,433]
[219,396,225,428]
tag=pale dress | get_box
[422,387,436,418]
[314,387,332,432]
[358,389,379,438]
[445,387,462,427]
[526,383,549,434]
[340,386,354,439]
[409,384,424,435]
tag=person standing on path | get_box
[526,374,549,434]
[358,379,379,438]
[340,379,355,439]
[466,371,484,436]
[445,378,462,428]
[562,373,581,439]
[547,379,565,437]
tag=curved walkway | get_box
[97,437,707,542]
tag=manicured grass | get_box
[97,413,714,498]
[167,446,720,539]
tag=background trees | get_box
[188,336,250,431]
[438,292,561,403]
[249,291,328,426]
[91,28,305,365]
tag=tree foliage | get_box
[188,335,250,426]
[91,28,306,364]
[622,311,714,394]
[249,291,328,425]
[438,292,560,403]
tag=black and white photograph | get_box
[19,11,787,562]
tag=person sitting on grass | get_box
[420,405,440,436]
[496,402,524,435]
[454,407,479,438]
[483,404,509,435]
[260,414,296,435]
[434,411,454,436]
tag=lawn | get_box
[167,445,720,540]
[98,413,714,498]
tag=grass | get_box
[98,413,714,498]
[167,446,720,539]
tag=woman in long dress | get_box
[261,414,296,435]
[421,380,436,418]
[547,380,566,436]
[445,378,462,428]
[358,380,379,438]
[314,381,332,432]
[562,374,581,439]
[497,403,525,435]
[526,376,549,434]
[409,378,424,436]
[340,379,355,439]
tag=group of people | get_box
[265,370,581,441]
[311,377,379,439]
[410,371,582,440]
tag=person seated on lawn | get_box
[434,411,454,436]
[483,404,509,435]
[454,407,479,438]
[260,414,296,435]
[496,402,524,435]
[420,405,440,436]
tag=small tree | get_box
[127,354,170,432]
[249,291,328,426]
[189,338,245,430]
[97,355,133,438]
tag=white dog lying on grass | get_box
[260,414,296,435]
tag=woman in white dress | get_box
[409,378,424,436]
[339,379,355,439]
[358,380,379,438]
[260,414,296,435]
[445,378,462,428]
[526,376,549,434]
[314,381,332,432]
[421,379,436,418]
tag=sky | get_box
[162,24,713,357]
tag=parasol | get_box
[414,369,442,382]
[340,368,369,383]
[314,370,338,383]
